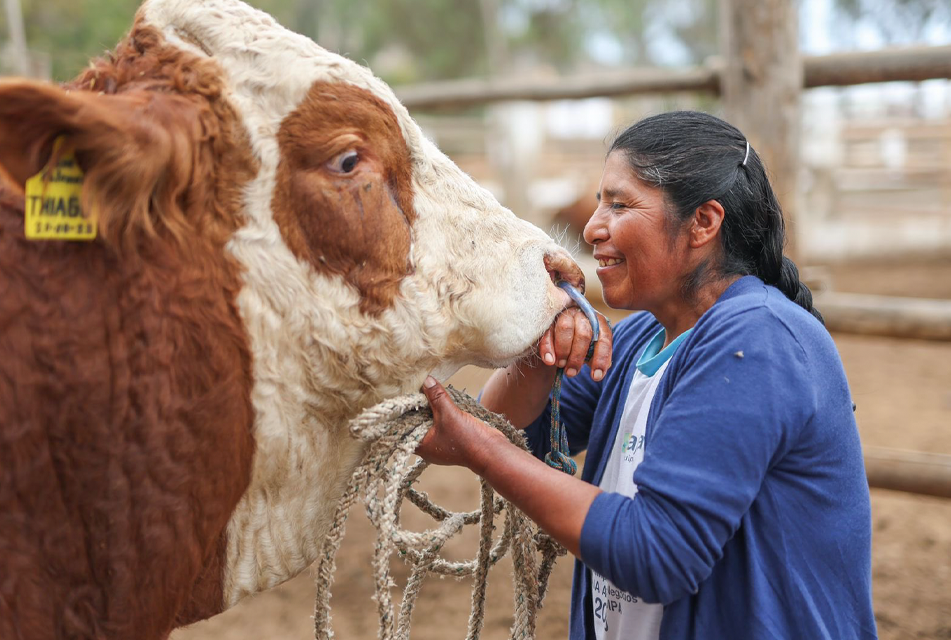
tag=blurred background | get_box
[3,0,951,262]
[3,0,950,638]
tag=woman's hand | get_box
[416,376,602,559]
[478,307,613,427]
[415,376,509,473]
[538,307,613,381]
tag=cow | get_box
[0,1,585,638]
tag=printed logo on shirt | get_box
[620,431,645,461]
[592,574,641,633]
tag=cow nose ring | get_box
[556,281,600,347]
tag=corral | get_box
[3,0,950,638]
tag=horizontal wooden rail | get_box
[804,45,951,88]
[817,292,951,341]
[395,45,951,110]
[865,446,951,500]
[397,67,719,110]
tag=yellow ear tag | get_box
[24,137,97,241]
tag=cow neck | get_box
[218,283,443,606]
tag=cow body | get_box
[0,2,583,638]
[0,183,256,636]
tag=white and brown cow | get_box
[0,1,583,638]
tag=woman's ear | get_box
[689,199,725,248]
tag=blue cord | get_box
[545,282,599,476]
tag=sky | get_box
[583,0,951,67]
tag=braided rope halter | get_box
[313,282,598,640]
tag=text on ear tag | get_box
[24,137,97,241]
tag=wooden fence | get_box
[396,45,951,110]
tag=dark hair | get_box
[609,111,823,324]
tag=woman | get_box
[417,111,877,639]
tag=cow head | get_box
[0,0,582,402]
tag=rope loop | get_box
[314,282,599,639]
[546,368,578,475]
[313,387,566,640]
[544,450,578,475]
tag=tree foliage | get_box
[1,0,946,83]
[8,0,138,80]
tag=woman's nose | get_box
[583,206,607,246]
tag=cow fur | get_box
[0,1,584,638]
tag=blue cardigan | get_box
[524,276,877,639]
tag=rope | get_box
[314,282,598,639]
[313,387,568,640]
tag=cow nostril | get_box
[544,250,585,294]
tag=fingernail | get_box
[593,369,603,381]
[543,353,554,365]
[566,368,577,377]
[558,359,567,368]
[423,375,437,388]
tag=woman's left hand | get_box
[415,376,509,473]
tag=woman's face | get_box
[583,151,690,311]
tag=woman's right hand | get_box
[538,307,613,381]
[480,306,613,428]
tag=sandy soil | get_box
[172,259,951,640]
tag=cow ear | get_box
[0,78,203,248]
[0,79,157,188]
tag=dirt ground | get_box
[173,258,951,640]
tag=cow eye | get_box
[328,150,360,174]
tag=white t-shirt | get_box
[590,359,670,640]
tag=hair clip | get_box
[742,141,750,167]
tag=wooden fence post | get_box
[4,0,31,77]
[720,0,802,260]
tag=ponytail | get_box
[776,256,824,324]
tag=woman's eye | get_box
[328,150,360,174]
[610,202,625,210]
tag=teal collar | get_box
[636,327,694,377]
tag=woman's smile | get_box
[594,252,626,279]
[596,256,625,268]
